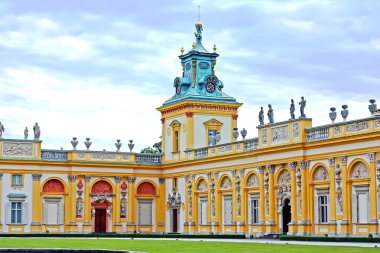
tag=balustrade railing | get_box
[194,148,208,159]
[243,138,258,151]
[136,154,162,164]
[306,127,329,142]
[41,150,68,161]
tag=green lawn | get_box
[0,238,377,253]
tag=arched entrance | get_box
[136,181,158,233]
[90,180,113,233]
[282,198,291,234]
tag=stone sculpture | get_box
[233,128,239,141]
[24,127,28,140]
[299,96,306,118]
[341,105,349,122]
[128,140,134,152]
[369,99,377,115]
[33,122,40,140]
[259,107,264,125]
[115,139,122,152]
[84,138,92,150]
[329,107,337,124]
[71,137,78,150]
[267,104,274,124]
[0,122,4,138]
[290,99,295,120]
[240,128,247,140]
[121,202,127,218]
[76,201,83,217]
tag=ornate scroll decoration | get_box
[258,166,265,174]
[288,162,297,171]
[313,166,329,182]
[91,180,113,194]
[271,125,289,144]
[187,178,193,217]
[262,129,268,145]
[167,189,182,209]
[210,177,216,217]
[293,123,300,140]
[128,177,136,183]
[346,121,369,133]
[246,174,259,187]
[264,172,269,194]
[235,175,242,216]
[2,142,33,157]
[300,161,310,170]
[350,162,369,179]
[42,179,64,193]
[368,153,376,162]
[137,182,156,195]
[220,177,232,189]
[91,152,116,160]
[376,160,380,189]
[276,170,291,197]
[340,156,347,165]
[335,164,342,188]
[32,174,42,181]
[328,158,335,167]
[197,179,207,191]
[296,167,301,188]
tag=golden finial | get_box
[192,42,196,50]
[180,46,184,55]
[213,44,217,53]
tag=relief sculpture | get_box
[271,125,289,144]
[3,142,33,157]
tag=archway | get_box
[91,180,113,233]
[41,178,66,230]
[136,181,158,233]
[282,198,291,234]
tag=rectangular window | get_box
[174,131,179,152]
[208,130,216,146]
[199,198,208,225]
[357,193,368,223]
[223,196,232,225]
[172,178,178,189]
[12,175,22,186]
[11,202,22,224]
[250,198,259,224]
[318,195,328,223]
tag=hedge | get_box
[279,235,380,243]
[0,233,245,239]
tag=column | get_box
[161,118,166,159]
[368,153,379,234]
[114,176,122,232]
[83,175,92,232]
[0,174,3,231]
[31,174,42,232]
[157,178,166,232]
[298,161,310,235]
[186,112,194,150]
[67,175,78,232]
[267,165,276,232]
[339,156,349,235]
[258,166,265,235]
[126,176,136,232]
[328,158,337,235]
[288,162,298,234]
[231,169,237,233]
[238,169,245,234]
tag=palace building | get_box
[0,21,380,237]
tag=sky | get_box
[0,0,379,152]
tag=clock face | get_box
[206,82,216,93]
[176,85,181,95]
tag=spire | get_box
[193,6,208,53]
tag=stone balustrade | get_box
[41,150,68,161]
[306,126,330,142]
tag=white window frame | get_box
[12,175,22,186]
[314,188,329,225]
[352,185,370,224]
[318,195,328,224]
[43,197,64,225]
[248,194,260,225]
[11,202,22,224]
[6,194,28,225]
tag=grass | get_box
[0,238,378,253]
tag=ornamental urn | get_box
[329,107,337,124]
[369,99,377,115]
[233,128,239,141]
[84,138,92,150]
[240,128,247,140]
[128,140,134,152]
[115,139,122,152]
[341,105,349,122]
[71,137,78,150]
[77,180,83,189]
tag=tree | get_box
[140,140,162,154]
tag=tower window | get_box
[174,130,179,152]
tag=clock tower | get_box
[157,22,242,162]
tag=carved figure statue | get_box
[259,107,264,125]
[76,202,83,217]
[299,96,306,118]
[24,127,28,140]
[267,104,274,124]
[0,122,4,138]
[33,122,41,140]
[121,202,127,217]
[290,99,295,120]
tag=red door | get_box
[95,209,107,233]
